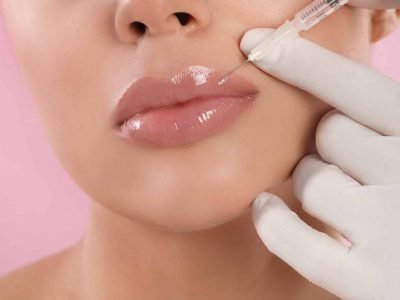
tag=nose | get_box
[114,0,212,44]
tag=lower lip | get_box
[117,95,256,146]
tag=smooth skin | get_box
[0,0,399,299]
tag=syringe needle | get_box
[218,59,250,86]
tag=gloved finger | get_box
[240,28,275,53]
[292,153,367,244]
[240,28,400,137]
[252,192,353,297]
[316,110,400,185]
[349,0,400,8]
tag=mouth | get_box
[112,65,259,147]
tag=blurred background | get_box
[1,15,400,276]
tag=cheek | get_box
[2,1,120,153]
[302,7,372,62]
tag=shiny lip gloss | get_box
[112,65,259,147]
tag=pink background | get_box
[1,14,400,276]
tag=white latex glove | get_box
[242,6,400,300]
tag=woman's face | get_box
[1,0,372,231]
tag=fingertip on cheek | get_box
[240,28,275,54]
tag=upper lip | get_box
[112,66,259,127]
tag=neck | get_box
[65,179,333,299]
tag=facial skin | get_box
[1,1,399,299]
[0,0,379,232]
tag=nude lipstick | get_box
[112,66,259,146]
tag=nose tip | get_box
[114,1,211,44]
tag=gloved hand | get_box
[242,5,400,300]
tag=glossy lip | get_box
[112,65,259,128]
[111,65,260,146]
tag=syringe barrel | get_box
[292,0,349,31]
[247,0,349,62]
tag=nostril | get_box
[130,21,147,35]
[174,12,192,26]
[128,13,193,37]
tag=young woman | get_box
[0,0,399,299]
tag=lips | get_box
[112,66,259,146]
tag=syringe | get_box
[218,0,349,85]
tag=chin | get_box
[103,186,258,233]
